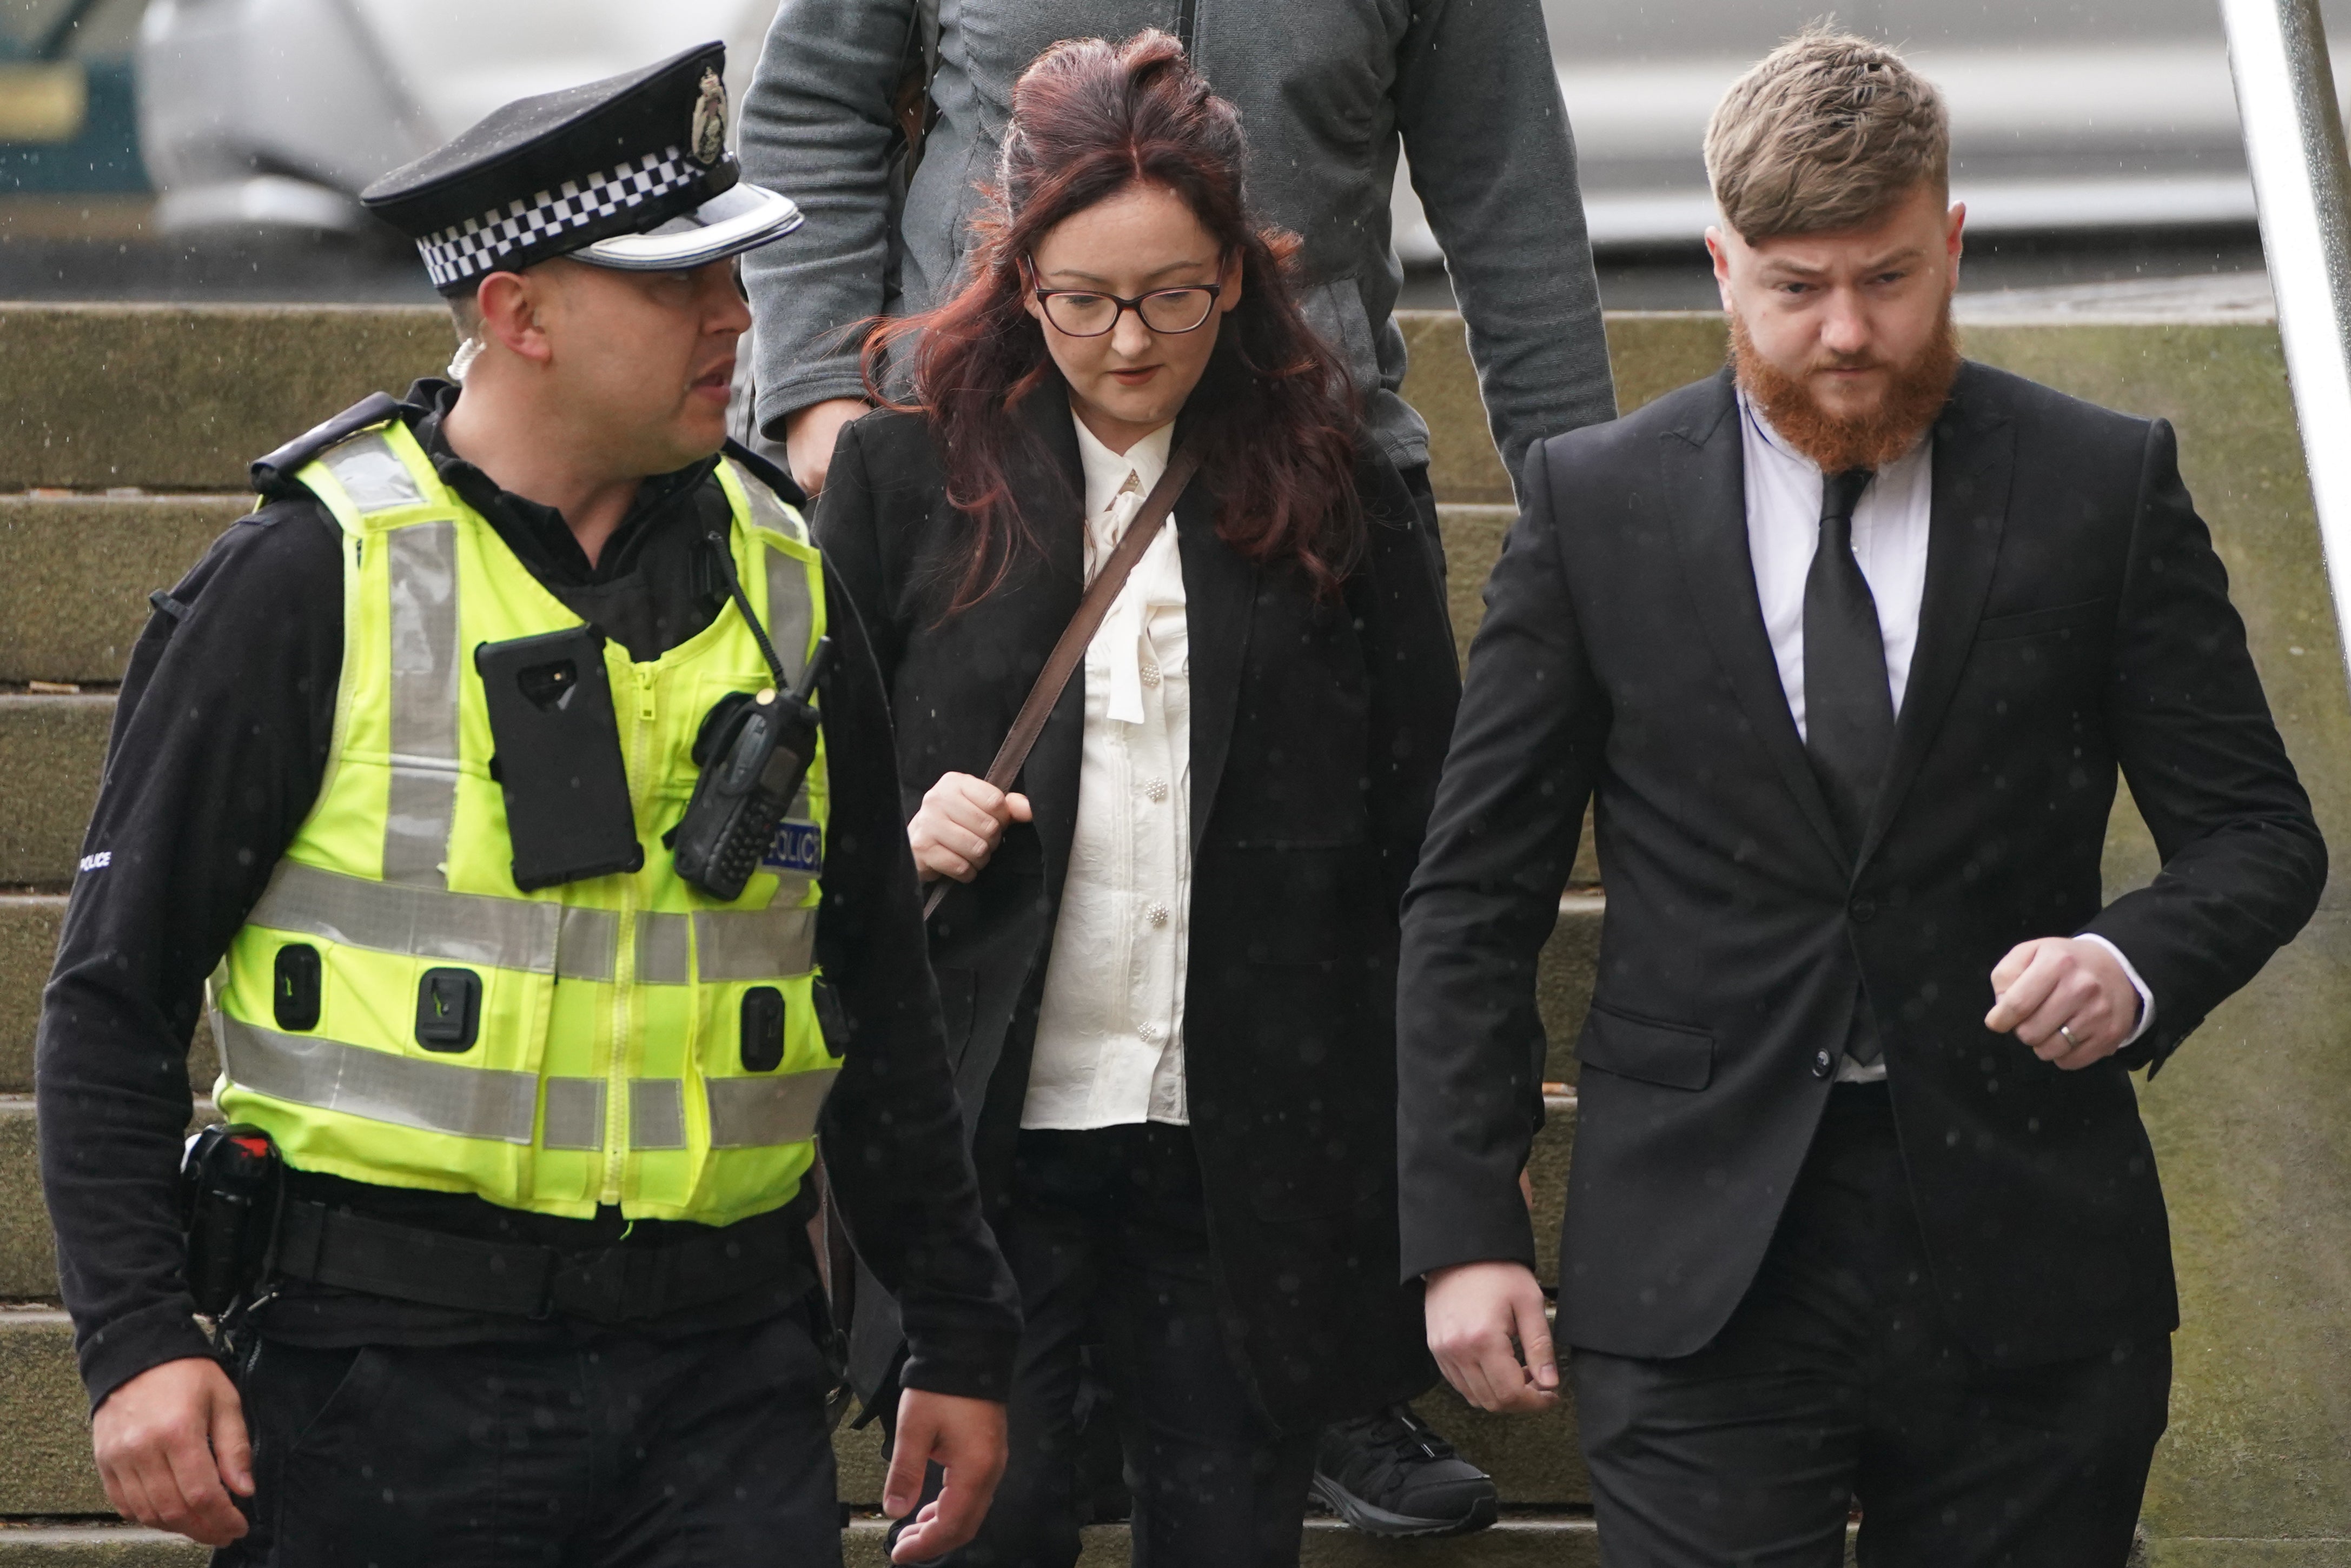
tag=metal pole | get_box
[2223,0,2351,694]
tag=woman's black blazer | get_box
[815,393,1461,1431]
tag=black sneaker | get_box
[1310,1405,1499,1537]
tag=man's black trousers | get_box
[903,1123,1315,1568]
[1572,1082,2170,1568]
[215,1308,842,1567]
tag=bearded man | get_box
[1393,31,2324,1568]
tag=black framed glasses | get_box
[1030,269,1223,337]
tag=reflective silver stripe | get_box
[761,540,813,686]
[321,431,425,511]
[632,907,816,985]
[541,1079,606,1150]
[695,906,818,980]
[630,1079,686,1149]
[555,906,619,983]
[216,1015,537,1144]
[637,914,691,985]
[250,861,550,972]
[705,1069,837,1148]
[383,522,461,887]
[736,466,806,545]
[246,862,620,981]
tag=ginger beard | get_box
[1729,302,1961,474]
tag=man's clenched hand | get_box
[1985,935,2141,1069]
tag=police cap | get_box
[360,43,799,296]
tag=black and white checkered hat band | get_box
[416,146,698,288]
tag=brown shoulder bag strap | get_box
[922,437,1203,918]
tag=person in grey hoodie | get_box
[739,1,1615,508]
[739,1,1615,1539]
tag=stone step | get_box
[0,1100,51,1300]
[0,698,110,889]
[0,898,69,1095]
[0,1097,224,1304]
[0,496,250,686]
[0,1514,1624,1566]
[0,1526,208,1568]
[0,306,452,495]
[1440,503,1515,661]
[0,1514,1608,1565]
[0,899,223,1098]
[1,882,1595,1101]
[0,304,1721,501]
[0,1100,1579,1513]
[0,498,1599,882]
[1402,311,1730,504]
[0,492,1527,687]
[0,1310,108,1516]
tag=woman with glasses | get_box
[812,30,1464,1567]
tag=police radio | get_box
[671,533,830,901]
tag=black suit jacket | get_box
[1398,363,2324,1366]
[817,394,1461,1429]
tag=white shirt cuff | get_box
[2076,934,2156,1046]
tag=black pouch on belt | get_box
[180,1124,284,1319]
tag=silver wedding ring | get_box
[2058,1023,2081,1050]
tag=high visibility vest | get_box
[210,416,835,1226]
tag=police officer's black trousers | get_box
[215,1309,842,1568]
[1572,1083,2171,1568]
[897,1124,1314,1568]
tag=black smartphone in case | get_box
[473,626,645,891]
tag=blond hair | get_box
[1704,29,1948,242]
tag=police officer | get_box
[35,44,1017,1566]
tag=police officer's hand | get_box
[884,1387,1007,1562]
[91,1355,253,1546]
[909,772,1032,885]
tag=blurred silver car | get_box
[135,0,776,234]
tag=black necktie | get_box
[1803,467,1894,856]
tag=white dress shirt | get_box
[1738,396,2152,1077]
[1021,415,1195,1129]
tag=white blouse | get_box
[1020,415,1194,1130]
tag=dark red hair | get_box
[863,30,1363,610]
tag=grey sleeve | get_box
[738,0,916,437]
[1395,0,1618,481]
